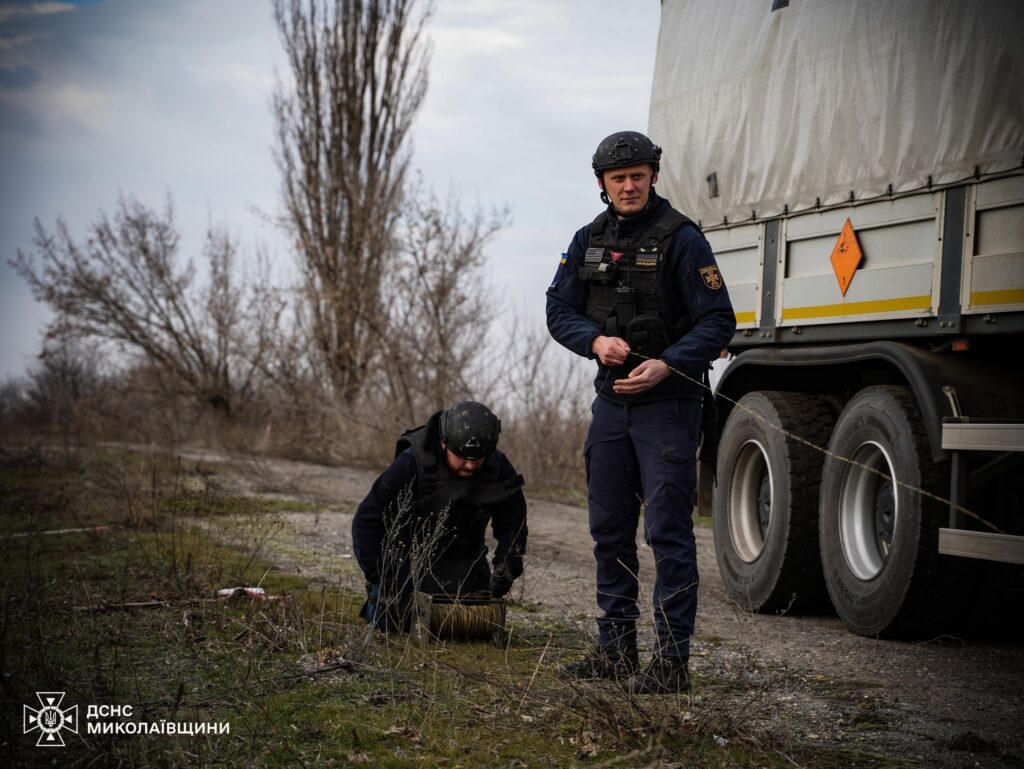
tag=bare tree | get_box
[272,0,433,406]
[0,378,27,428]
[381,189,509,424]
[11,196,277,414]
[17,338,104,454]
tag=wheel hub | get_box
[729,440,772,562]
[874,482,895,558]
[757,473,771,534]
[838,441,898,580]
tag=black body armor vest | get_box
[581,206,698,357]
[392,412,524,594]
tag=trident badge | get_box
[24,692,78,747]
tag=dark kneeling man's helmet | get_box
[441,401,501,459]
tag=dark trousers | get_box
[585,396,700,660]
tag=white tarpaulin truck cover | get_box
[648,0,1024,226]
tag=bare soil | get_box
[197,450,1024,769]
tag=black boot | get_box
[630,655,690,694]
[558,647,639,681]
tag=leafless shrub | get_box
[380,186,510,426]
[10,195,280,417]
[371,485,459,635]
[0,338,107,456]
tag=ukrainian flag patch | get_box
[550,253,568,288]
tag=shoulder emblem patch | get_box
[699,265,723,290]
[549,253,568,287]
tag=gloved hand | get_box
[489,564,514,598]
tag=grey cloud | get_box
[0,64,37,88]
[0,2,78,23]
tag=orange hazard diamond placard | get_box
[830,218,863,296]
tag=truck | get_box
[649,0,1024,637]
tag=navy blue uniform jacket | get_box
[546,193,736,404]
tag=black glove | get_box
[489,564,514,598]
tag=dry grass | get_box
[0,444,920,769]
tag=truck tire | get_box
[713,391,834,613]
[819,386,962,637]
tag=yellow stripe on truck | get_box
[970,289,1024,307]
[781,295,932,320]
[735,311,756,323]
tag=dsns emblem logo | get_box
[24,692,78,747]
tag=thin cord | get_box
[627,352,1003,534]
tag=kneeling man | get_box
[352,401,528,632]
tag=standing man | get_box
[547,131,735,693]
[352,401,528,632]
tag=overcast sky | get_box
[0,0,661,380]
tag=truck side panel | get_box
[964,175,1024,315]
[708,177,1024,344]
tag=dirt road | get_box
[202,450,1024,768]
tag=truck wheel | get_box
[713,391,834,612]
[819,386,960,637]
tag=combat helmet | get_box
[592,131,662,177]
[440,401,501,460]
